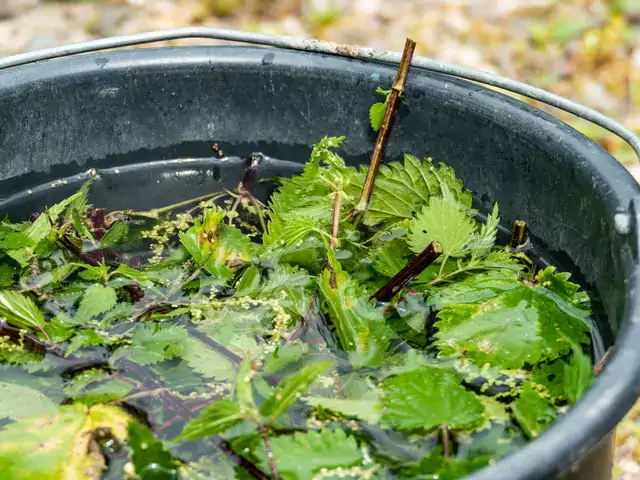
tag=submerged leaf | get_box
[0,404,130,480]
[262,429,363,480]
[131,324,188,366]
[73,284,117,323]
[128,420,180,479]
[305,396,381,424]
[381,366,484,432]
[0,382,57,420]
[178,399,244,442]
[260,361,333,420]
[511,383,556,438]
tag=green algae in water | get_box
[0,139,598,480]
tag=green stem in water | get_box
[107,192,229,222]
[330,191,342,250]
[348,38,417,225]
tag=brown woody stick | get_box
[372,241,442,302]
[510,220,527,248]
[349,38,417,224]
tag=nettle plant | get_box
[0,39,597,480]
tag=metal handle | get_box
[1,26,638,165]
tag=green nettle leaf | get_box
[511,383,557,438]
[7,191,82,266]
[65,330,110,356]
[65,377,132,406]
[426,269,521,309]
[180,208,253,279]
[370,86,392,133]
[318,258,394,368]
[381,366,484,432]
[344,154,472,226]
[261,429,363,480]
[236,358,256,411]
[398,447,492,480]
[470,203,500,258]
[100,221,130,249]
[128,420,180,479]
[535,266,590,308]
[113,265,156,288]
[263,342,308,375]
[408,196,476,257]
[0,232,32,250]
[530,359,566,400]
[0,404,130,480]
[72,208,94,243]
[178,399,245,442]
[564,348,594,404]
[0,260,18,287]
[432,276,591,369]
[131,324,188,365]
[181,337,237,381]
[50,263,81,285]
[0,290,45,333]
[305,397,381,424]
[370,102,387,132]
[0,382,57,420]
[73,283,117,323]
[260,361,333,420]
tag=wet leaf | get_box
[131,324,188,366]
[511,383,556,438]
[381,366,484,431]
[408,197,476,257]
[0,404,130,480]
[73,284,117,323]
[260,361,333,420]
[0,382,57,420]
[260,429,363,480]
[128,420,180,479]
[0,290,45,333]
[177,399,244,442]
[564,348,594,404]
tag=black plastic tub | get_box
[0,43,639,480]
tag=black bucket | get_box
[0,31,639,480]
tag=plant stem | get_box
[58,235,100,267]
[441,424,450,459]
[187,326,243,364]
[106,192,228,222]
[0,322,48,355]
[510,220,527,249]
[594,347,612,376]
[348,38,417,224]
[372,241,442,302]
[259,423,280,480]
[240,154,264,192]
[286,292,318,345]
[330,192,342,250]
